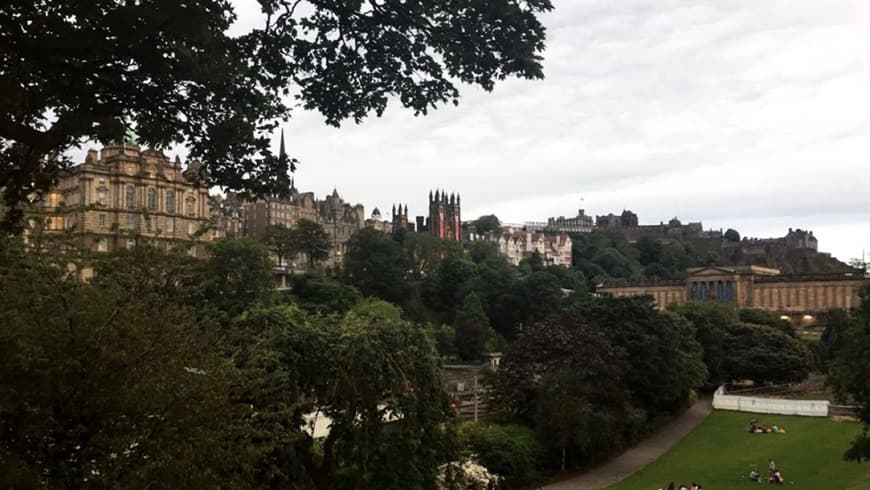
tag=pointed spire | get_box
[450,192,455,205]
[392,203,396,217]
[278,129,287,165]
[457,193,461,204]
[434,189,440,201]
[429,190,433,203]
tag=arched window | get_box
[125,186,135,209]
[165,190,176,213]
[147,188,156,210]
[186,196,195,216]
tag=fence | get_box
[712,386,830,417]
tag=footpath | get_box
[543,398,713,490]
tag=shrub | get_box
[459,422,543,486]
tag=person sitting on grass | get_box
[768,469,784,484]
[749,468,761,482]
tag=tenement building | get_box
[599,266,869,324]
[471,227,572,267]
[27,143,214,256]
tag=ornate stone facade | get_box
[238,183,365,267]
[599,265,868,323]
[28,143,214,256]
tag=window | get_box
[98,214,106,228]
[96,240,108,252]
[188,222,196,235]
[47,216,63,230]
[186,196,195,216]
[97,189,106,205]
[125,186,135,209]
[127,239,135,250]
[47,192,60,207]
[147,188,156,210]
[126,214,136,229]
[166,190,175,213]
[166,217,175,233]
[149,216,158,231]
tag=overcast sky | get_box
[94,0,870,262]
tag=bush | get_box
[459,423,543,486]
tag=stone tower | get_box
[428,189,461,242]
[392,203,410,232]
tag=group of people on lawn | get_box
[748,419,786,434]
[748,459,784,485]
[662,482,703,490]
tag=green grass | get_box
[608,411,870,490]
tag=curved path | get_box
[544,398,713,490]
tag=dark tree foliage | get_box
[431,254,479,323]
[576,296,707,416]
[1,0,553,228]
[0,240,251,488]
[814,308,851,371]
[282,272,363,315]
[343,227,407,303]
[198,237,274,318]
[459,423,542,486]
[827,289,870,461]
[671,302,812,386]
[472,215,502,235]
[724,228,741,242]
[265,223,295,267]
[720,323,811,385]
[289,218,331,269]
[739,307,796,337]
[455,292,490,361]
[490,310,632,469]
[669,302,740,386]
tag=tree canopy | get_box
[1,0,553,228]
[472,215,502,235]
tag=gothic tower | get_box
[392,203,409,231]
[428,189,461,242]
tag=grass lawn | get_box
[608,411,870,490]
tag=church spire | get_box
[278,129,287,166]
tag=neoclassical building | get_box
[599,266,868,323]
[28,143,214,255]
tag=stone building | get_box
[241,179,318,240]
[365,207,393,233]
[318,188,365,265]
[596,210,722,241]
[27,143,214,256]
[415,190,461,242]
[481,227,572,267]
[237,183,364,267]
[525,208,594,233]
[599,265,868,324]
[391,203,412,232]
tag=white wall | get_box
[712,386,829,417]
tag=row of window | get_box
[97,186,196,216]
[93,239,198,257]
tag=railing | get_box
[713,386,829,417]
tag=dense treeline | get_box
[0,237,454,489]
[1,226,833,488]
